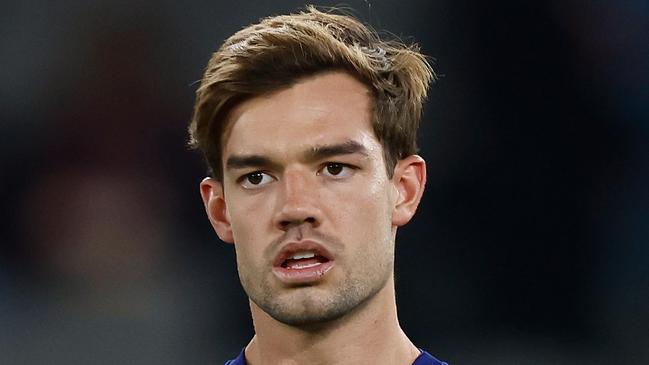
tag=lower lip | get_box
[272,261,335,284]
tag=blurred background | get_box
[1,0,647,364]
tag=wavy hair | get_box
[189,6,435,180]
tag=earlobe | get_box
[200,177,234,243]
[391,155,427,227]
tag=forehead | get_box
[222,72,379,159]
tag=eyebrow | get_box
[225,140,369,171]
[305,140,369,162]
[225,155,281,171]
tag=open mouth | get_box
[281,251,330,269]
[272,243,335,284]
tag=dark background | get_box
[1,0,647,364]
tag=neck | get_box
[244,275,420,365]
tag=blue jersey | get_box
[225,348,448,365]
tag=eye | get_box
[239,171,275,189]
[319,163,355,179]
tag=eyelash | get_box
[237,171,274,189]
[317,162,356,178]
[237,162,357,189]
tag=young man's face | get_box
[202,72,419,326]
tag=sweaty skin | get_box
[201,71,427,365]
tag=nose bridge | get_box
[284,167,310,200]
[275,167,319,229]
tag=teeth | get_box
[291,261,321,269]
[290,251,316,260]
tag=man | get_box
[189,7,447,365]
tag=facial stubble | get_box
[237,235,395,328]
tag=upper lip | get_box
[272,240,335,267]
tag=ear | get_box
[200,177,234,244]
[391,155,427,227]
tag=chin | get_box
[266,303,350,328]
[254,284,378,328]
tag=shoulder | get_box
[413,349,449,365]
[224,348,246,365]
[224,347,448,365]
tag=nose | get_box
[273,169,322,231]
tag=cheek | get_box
[226,191,273,239]
[332,188,395,277]
[329,177,394,237]
[226,196,274,268]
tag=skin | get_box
[201,71,427,365]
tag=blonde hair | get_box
[189,6,435,180]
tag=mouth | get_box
[272,241,335,284]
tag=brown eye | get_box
[239,171,275,189]
[319,163,354,179]
[247,172,264,184]
[326,163,344,175]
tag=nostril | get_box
[279,216,317,230]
